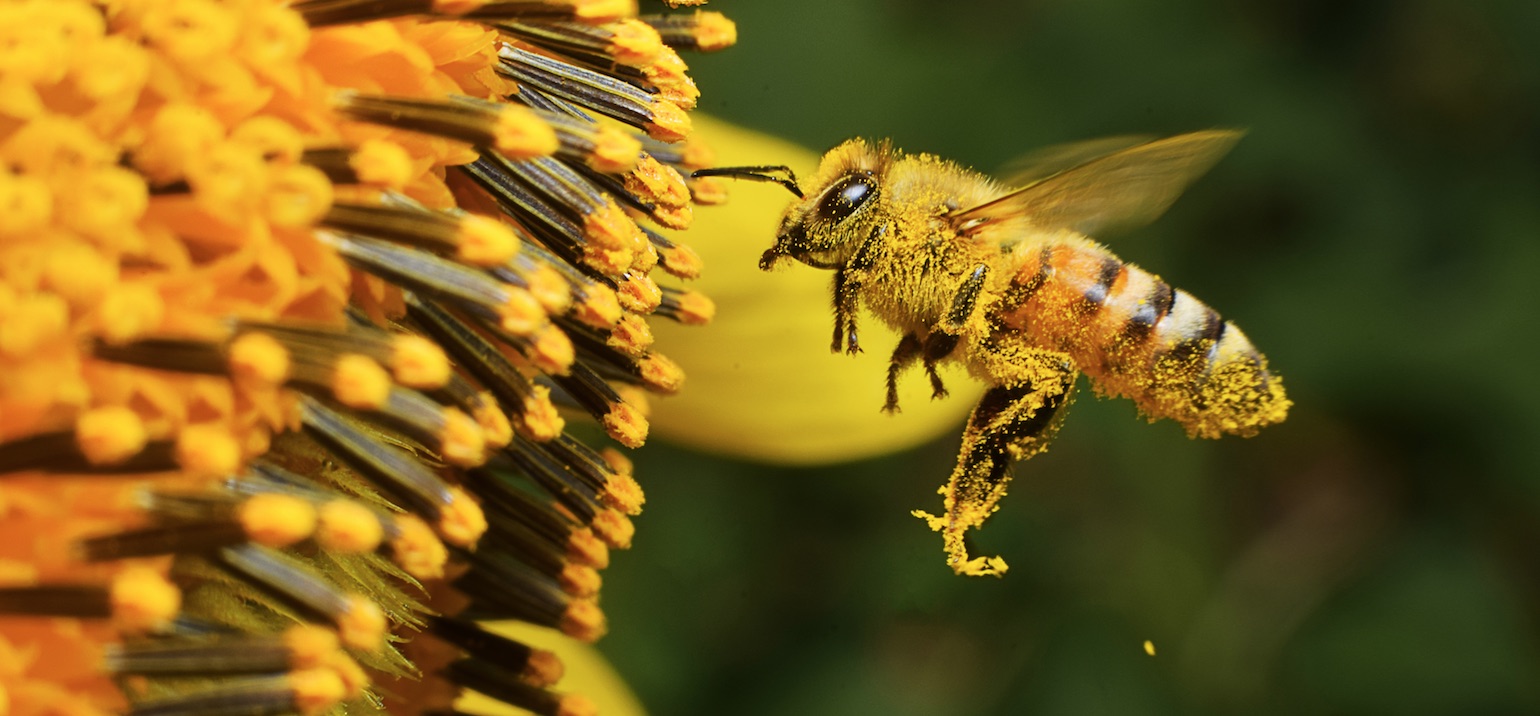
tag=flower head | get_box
[0,1,734,713]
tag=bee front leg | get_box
[829,225,887,354]
[913,370,1076,577]
[831,268,861,354]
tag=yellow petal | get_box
[649,115,981,465]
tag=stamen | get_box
[497,18,664,68]
[78,493,318,560]
[122,668,346,716]
[301,141,413,189]
[428,616,565,687]
[444,657,597,716]
[334,92,558,159]
[102,626,339,675]
[642,227,703,279]
[404,293,567,441]
[497,44,690,142]
[548,363,649,447]
[321,201,521,267]
[640,11,737,52]
[321,232,549,336]
[217,544,385,650]
[452,548,605,642]
[655,285,714,324]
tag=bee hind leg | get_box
[913,371,1075,577]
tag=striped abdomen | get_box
[994,240,1289,437]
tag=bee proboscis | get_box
[701,131,1290,576]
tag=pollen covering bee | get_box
[696,131,1290,577]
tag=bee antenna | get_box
[690,165,804,199]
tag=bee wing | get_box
[995,134,1155,186]
[951,130,1243,238]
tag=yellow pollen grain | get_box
[559,599,607,643]
[0,293,69,357]
[590,508,634,549]
[603,402,648,449]
[640,354,684,394]
[350,139,413,189]
[692,12,738,51]
[437,486,488,547]
[109,566,180,633]
[573,285,622,328]
[583,244,633,275]
[494,105,560,159]
[648,202,692,230]
[557,694,599,716]
[523,649,565,688]
[625,155,689,210]
[642,51,698,110]
[282,625,340,670]
[573,0,636,22]
[471,396,513,448]
[658,243,702,280]
[617,274,662,313]
[438,407,487,467]
[586,125,641,175]
[644,100,691,143]
[687,175,727,205]
[229,331,291,386]
[606,20,664,66]
[325,653,369,700]
[529,324,575,375]
[674,289,715,324]
[388,334,450,388]
[176,423,242,477]
[602,473,644,516]
[97,283,163,344]
[287,667,346,716]
[559,564,602,598]
[520,386,565,441]
[265,164,335,229]
[75,405,147,466]
[499,287,547,336]
[608,313,653,356]
[566,527,609,570]
[239,493,318,548]
[630,242,659,273]
[679,137,715,169]
[389,515,447,580]
[331,354,391,410]
[526,264,572,315]
[1144,640,1156,656]
[337,595,386,651]
[598,446,633,476]
[583,198,645,252]
[454,213,519,266]
[315,499,385,554]
[0,172,53,236]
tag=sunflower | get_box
[0,1,746,714]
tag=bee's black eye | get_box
[817,173,876,222]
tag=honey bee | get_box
[696,131,1290,576]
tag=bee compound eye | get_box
[818,174,875,223]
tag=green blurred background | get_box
[603,1,1540,714]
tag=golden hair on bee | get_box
[700,130,1290,577]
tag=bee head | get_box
[762,139,891,271]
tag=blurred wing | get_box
[951,130,1243,238]
[995,134,1154,186]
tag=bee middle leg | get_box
[915,370,1076,577]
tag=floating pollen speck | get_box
[0,0,735,713]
